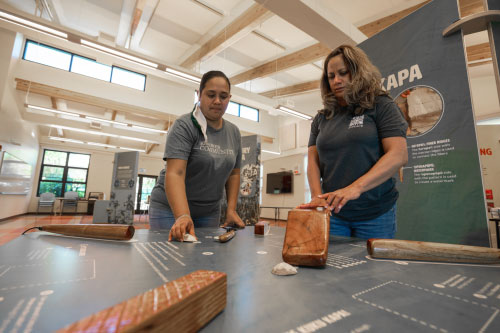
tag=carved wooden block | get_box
[57,270,226,332]
[254,221,269,235]
[368,239,500,264]
[282,209,329,266]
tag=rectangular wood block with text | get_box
[57,270,227,333]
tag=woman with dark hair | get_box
[149,70,245,241]
[299,45,408,239]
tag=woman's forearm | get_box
[307,146,323,197]
[225,169,240,212]
[165,165,190,218]
[165,173,190,217]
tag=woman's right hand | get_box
[296,196,328,209]
[168,215,197,242]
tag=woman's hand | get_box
[223,210,245,229]
[319,184,362,213]
[296,196,328,209]
[168,215,197,241]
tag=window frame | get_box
[225,100,260,122]
[23,39,72,71]
[23,39,147,91]
[37,149,90,198]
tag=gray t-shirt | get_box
[150,113,242,218]
[308,95,407,221]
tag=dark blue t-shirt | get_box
[308,95,407,221]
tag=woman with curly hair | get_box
[299,45,408,239]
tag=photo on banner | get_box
[358,0,488,245]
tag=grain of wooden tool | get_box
[37,224,135,240]
[367,238,500,264]
[57,270,227,332]
[218,229,235,243]
[282,209,329,266]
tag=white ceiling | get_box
[1,0,498,156]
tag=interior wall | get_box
[27,144,164,213]
[476,125,500,247]
[0,28,39,220]
[470,74,500,119]
[261,153,306,220]
[7,29,278,140]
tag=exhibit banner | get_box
[359,0,488,245]
[220,135,261,225]
[94,151,139,225]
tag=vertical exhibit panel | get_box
[359,0,488,245]
[220,135,261,225]
[94,151,139,224]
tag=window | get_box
[23,40,146,91]
[226,101,239,116]
[111,66,146,91]
[71,55,111,81]
[23,40,71,70]
[240,104,259,122]
[225,101,259,122]
[37,149,90,198]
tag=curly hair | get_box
[319,44,387,119]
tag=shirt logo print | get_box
[349,115,364,129]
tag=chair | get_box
[61,191,79,214]
[37,192,55,214]
[86,192,104,215]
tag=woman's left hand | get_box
[223,210,245,229]
[319,184,362,214]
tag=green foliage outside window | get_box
[37,149,90,198]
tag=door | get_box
[135,175,157,214]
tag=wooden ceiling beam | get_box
[232,1,431,86]
[458,0,484,17]
[180,3,273,69]
[145,121,170,155]
[15,78,172,121]
[231,43,331,85]
[260,81,320,99]
[357,0,431,37]
[131,0,147,36]
[257,0,486,98]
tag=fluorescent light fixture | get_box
[50,125,159,144]
[48,136,84,144]
[0,10,67,39]
[477,117,500,125]
[119,147,146,152]
[50,125,117,137]
[131,124,168,134]
[262,149,281,155]
[276,105,312,120]
[86,116,128,127]
[26,104,78,117]
[467,58,492,65]
[81,39,158,69]
[48,136,146,152]
[165,67,201,83]
[27,104,165,136]
[87,142,117,148]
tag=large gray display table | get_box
[0,227,499,332]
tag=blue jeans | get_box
[330,204,397,239]
[149,206,221,230]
